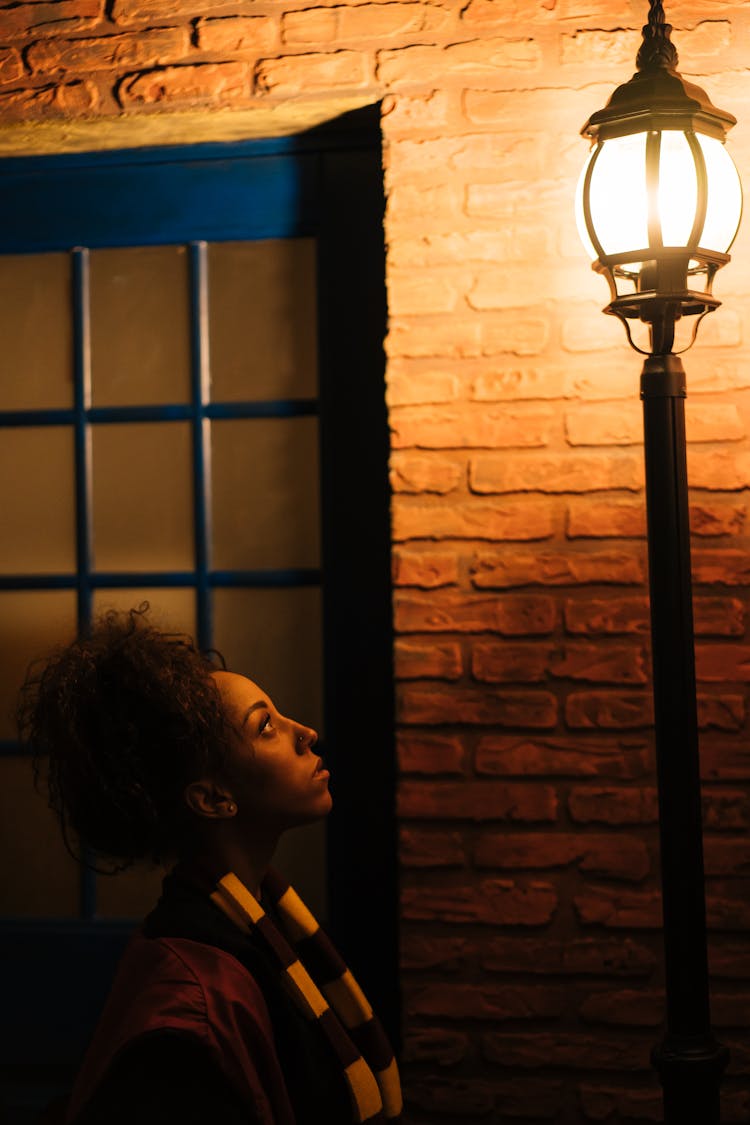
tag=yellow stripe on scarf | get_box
[216,873,266,925]
[322,970,372,1028]
[344,1057,383,1123]
[284,959,330,1021]
[275,884,320,942]
[377,1058,404,1119]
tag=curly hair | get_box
[17,605,234,872]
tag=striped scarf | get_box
[210,867,402,1124]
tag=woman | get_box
[18,608,401,1125]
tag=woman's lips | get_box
[312,757,330,780]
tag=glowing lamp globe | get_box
[575,10,742,351]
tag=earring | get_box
[226,802,236,815]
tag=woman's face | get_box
[212,670,332,835]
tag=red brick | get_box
[392,498,555,542]
[406,980,563,1020]
[698,694,745,731]
[714,993,750,1027]
[574,888,662,929]
[694,597,745,636]
[384,182,461,228]
[565,403,641,446]
[568,787,658,825]
[693,550,750,585]
[481,936,656,976]
[470,452,642,494]
[704,789,750,830]
[386,370,460,407]
[696,644,750,683]
[553,643,648,685]
[112,0,234,23]
[27,27,188,74]
[474,832,650,881]
[398,685,558,727]
[399,827,466,867]
[471,365,568,402]
[561,27,641,68]
[392,549,459,589]
[579,989,662,1027]
[389,453,462,494]
[0,79,99,120]
[482,1031,648,1070]
[282,3,453,45]
[380,89,452,134]
[709,943,750,978]
[0,48,23,87]
[708,895,750,931]
[398,780,557,821]
[688,448,750,490]
[389,230,550,270]
[566,692,653,730]
[397,732,465,775]
[403,1078,496,1117]
[196,16,277,54]
[255,49,370,95]
[475,735,652,780]
[690,501,746,537]
[402,879,558,925]
[394,592,556,634]
[377,36,542,89]
[401,1029,469,1067]
[387,312,551,359]
[686,403,746,443]
[471,549,645,588]
[471,641,551,683]
[118,62,248,107]
[702,742,750,781]
[462,0,581,23]
[394,639,462,680]
[566,498,646,538]
[400,933,475,972]
[390,405,553,449]
[565,596,649,636]
[579,1084,661,1123]
[704,837,750,877]
[0,0,103,38]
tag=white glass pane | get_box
[659,131,697,246]
[208,239,318,402]
[92,422,193,571]
[589,132,649,255]
[90,246,191,406]
[211,417,321,570]
[699,133,743,253]
[0,252,72,409]
[0,590,77,740]
[213,586,323,734]
[92,588,197,640]
[0,427,75,574]
[213,585,325,918]
[0,756,80,917]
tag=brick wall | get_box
[3,1,750,1121]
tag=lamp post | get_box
[575,3,743,1122]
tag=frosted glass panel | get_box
[213,587,323,734]
[97,863,166,920]
[0,252,72,409]
[92,423,193,571]
[0,427,75,574]
[93,588,197,639]
[208,239,318,402]
[212,417,321,569]
[0,756,80,917]
[90,245,191,406]
[0,590,77,739]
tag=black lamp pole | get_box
[641,337,728,1122]
[575,3,742,1119]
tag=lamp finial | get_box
[636,0,678,72]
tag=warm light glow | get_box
[697,133,743,253]
[658,131,697,246]
[576,132,649,259]
[576,127,743,272]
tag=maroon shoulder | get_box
[65,933,296,1125]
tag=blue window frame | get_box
[0,106,398,1111]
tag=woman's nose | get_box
[296,725,317,751]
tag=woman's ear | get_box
[184,778,236,820]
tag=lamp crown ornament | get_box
[575,0,743,355]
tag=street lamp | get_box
[575,3,743,1123]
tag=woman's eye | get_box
[257,712,273,735]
